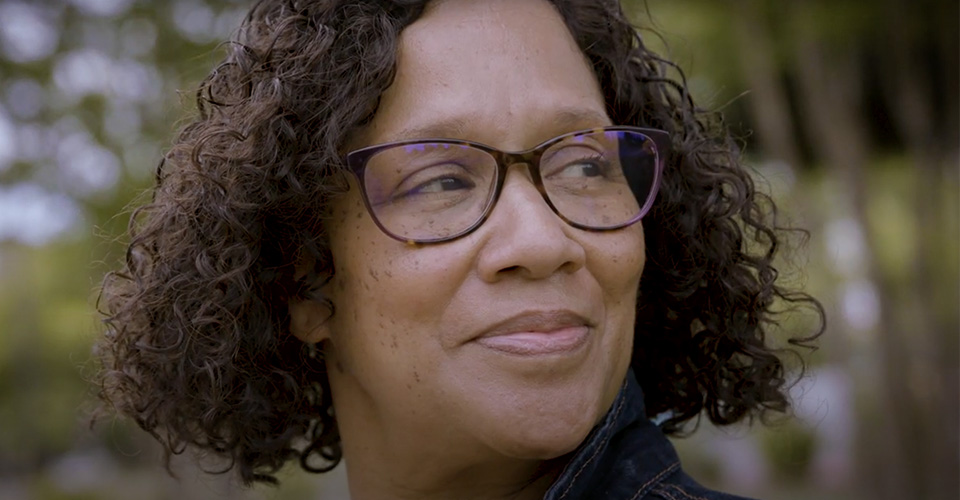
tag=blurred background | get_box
[0,0,956,498]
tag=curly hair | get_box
[96,0,823,486]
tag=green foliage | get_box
[760,421,817,482]
[0,241,97,465]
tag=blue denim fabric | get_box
[543,372,757,500]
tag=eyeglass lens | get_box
[359,130,660,242]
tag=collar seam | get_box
[556,393,627,500]
[652,482,712,500]
[629,461,681,500]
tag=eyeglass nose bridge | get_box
[482,147,579,230]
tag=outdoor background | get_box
[0,0,956,499]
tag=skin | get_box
[290,0,646,498]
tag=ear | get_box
[289,248,335,344]
[289,298,333,344]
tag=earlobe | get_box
[289,299,333,344]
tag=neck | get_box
[341,441,566,500]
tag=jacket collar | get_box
[543,370,681,499]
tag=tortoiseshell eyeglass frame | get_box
[344,126,670,245]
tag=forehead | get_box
[352,0,609,150]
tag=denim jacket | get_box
[543,372,756,500]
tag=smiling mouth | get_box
[473,310,592,356]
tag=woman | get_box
[96,0,823,498]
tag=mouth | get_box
[473,310,593,356]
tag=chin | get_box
[476,395,605,460]
[511,431,591,460]
[454,348,631,461]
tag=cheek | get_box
[603,227,645,387]
[590,224,646,305]
[322,195,464,377]
[323,248,469,420]
[324,195,395,365]
[591,225,644,360]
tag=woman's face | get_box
[294,0,645,466]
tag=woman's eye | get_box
[389,162,480,200]
[555,157,606,178]
[409,176,474,194]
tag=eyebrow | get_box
[388,107,612,144]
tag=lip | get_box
[472,310,593,356]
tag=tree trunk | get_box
[879,1,960,497]
[731,0,802,168]
[786,4,914,499]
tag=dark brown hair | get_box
[96,0,823,485]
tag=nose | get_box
[475,166,587,282]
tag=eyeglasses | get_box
[344,126,668,244]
